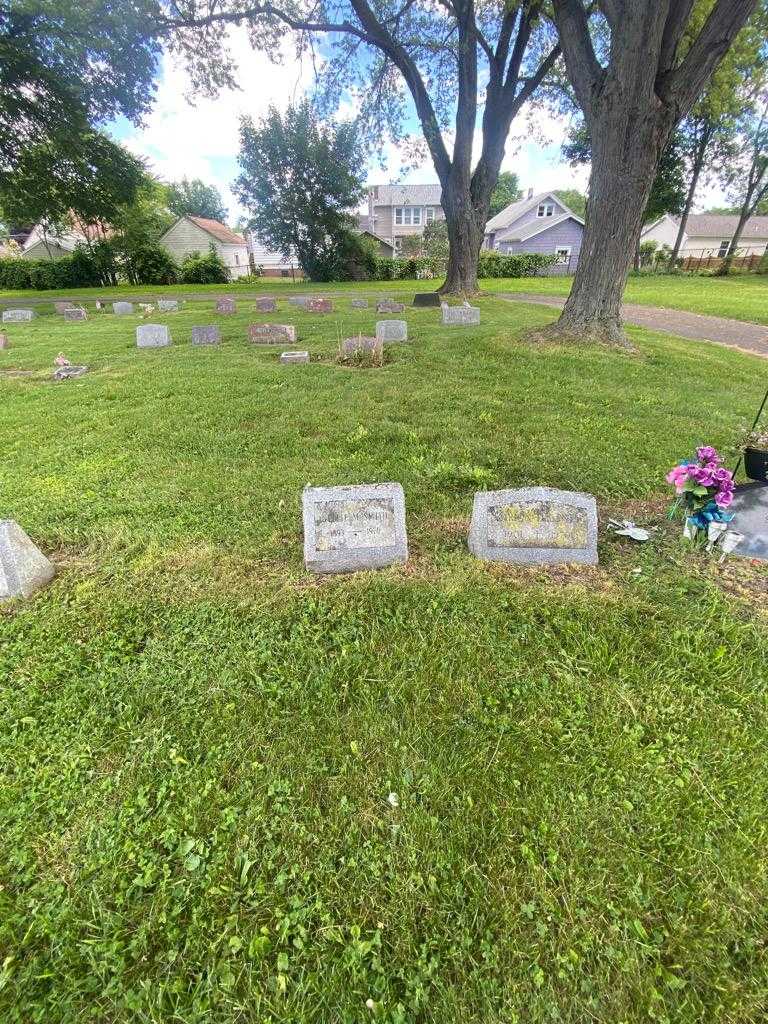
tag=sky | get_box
[112,25,726,225]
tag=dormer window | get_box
[537,203,555,217]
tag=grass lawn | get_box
[2,271,768,325]
[2,290,767,1023]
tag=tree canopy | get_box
[488,172,522,218]
[166,178,228,222]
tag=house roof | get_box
[496,211,584,243]
[485,191,582,232]
[684,213,768,239]
[369,183,443,206]
[185,216,247,245]
[23,214,112,253]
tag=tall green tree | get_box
[163,1,561,296]
[488,172,521,218]
[554,188,586,218]
[166,178,228,222]
[717,91,768,273]
[235,103,366,281]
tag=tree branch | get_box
[550,0,603,123]
[658,0,696,76]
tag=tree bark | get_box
[439,183,487,294]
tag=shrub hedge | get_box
[372,252,558,281]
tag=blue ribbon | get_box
[687,499,735,531]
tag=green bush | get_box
[476,252,558,277]
[0,250,103,290]
[180,245,230,284]
[128,244,179,285]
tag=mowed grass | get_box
[1,292,767,1023]
[2,270,768,324]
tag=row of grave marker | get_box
[0,485,597,600]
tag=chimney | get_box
[527,187,533,199]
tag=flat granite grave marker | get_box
[728,482,768,560]
[469,487,598,566]
[303,482,408,574]
[158,299,180,312]
[441,303,480,326]
[248,323,296,344]
[255,297,277,312]
[340,335,382,359]
[53,364,89,381]
[136,324,171,348]
[288,296,311,308]
[2,309,34,323]
[0,520,56,600]
[191,325,221,346]
[308,297,333,313]
[216,297,236,314]
[0,332,8,349]
[113,301,134,315]
[350,299,369,309]
[413,292,441,307]
[376,299,405,313]
[64,307,87,322]
[280,350,310,364]
[54,301,75,314]
[376,320,408,342]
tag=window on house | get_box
[425,207,436,224]
[234,254,240,265]
[717,239,730,257]
[537,203,555,217]
[394,206,422,226]
[554,246,571,264]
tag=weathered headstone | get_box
[136,324,171,348]
[248,323,296,344]
[113,302,134,315]
[255,297,277,312]
[53,364,89,381]
[191,325,221,346]
[158,299,180,312]
[468,487,598,566]
[376,320,408,343]
[308,297,333,313]
[303,483,408,574]
[216,297,236,314]
[2,309,34,323]
[413,292,441,307]
[441,303,480,326]
[280,350,310,364]
[340,335,382,359]
[350,299,369,309]
[0,520,56,600]
[376,300,405,313]
[54,301,75,314]
[0,332,8,349]
[64,307,87,322]
[728,482,768,560]
[288,296,311,308]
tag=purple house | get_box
[484,190,584,274]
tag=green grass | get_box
[2,291,767,1023]
[2,271,768,325]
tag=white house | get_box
[246,232,299,278]
[22,218,110,260]
[641,212,768,257]
[159,216,250,278]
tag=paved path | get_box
[501,291,768,358]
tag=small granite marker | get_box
[728,482,768,560]
[248,323,296,344]
[158,299,180,312]
[255,297,277,312]
[0,332,8,349]
[340,335,382,359]
[191,325,221,346]
[216,297,236,314]
[54,364,89,381]
[376,320,408,342]
[468,487,598,566]
[0,520,56,600]
[350,299,369,309]
[303,483,408,574]
[54,301,75,314]
[376,299,405,313]
[136,324,171,348]
[413,292,441,307]
[308,297,333,313]
[288,296,311,308]
[113,301,134,315]
[64,307,87,322]
[2,309,34,323]
[441,303,480,326]
[280,350,310,364]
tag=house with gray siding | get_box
[365,184,445,252]
[484,190,584,273]
[159,216,250,279]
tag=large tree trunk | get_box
[548,115,665,347]
[439,179,487,296]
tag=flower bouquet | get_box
[666,445,735,541]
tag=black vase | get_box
[744,447,768,482]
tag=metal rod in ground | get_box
[733,385,768,479]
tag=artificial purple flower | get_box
[713,467,732,483]
[716,489,734,508]
[696,445,721,465]
[689,465,715,487]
